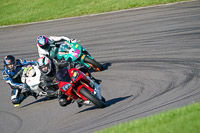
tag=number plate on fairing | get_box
[61,83,72,91]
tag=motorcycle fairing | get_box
[56,41,98,70]
[57,67,95,101]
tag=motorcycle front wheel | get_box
[79,87,105,108]
[84,56,103,71]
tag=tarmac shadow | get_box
[20,97,57,108]
[102,62,112,71]
[90,62,112,73]
[77,95,132,113]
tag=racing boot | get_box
[77,100,92,108]
[101,96,106,103]
[76,99,83,108]
[12,91,32,107]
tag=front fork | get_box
[80,54,93,69]
[93,82,102,100]
[81,76,103,101]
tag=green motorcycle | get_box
[57,40,103,71]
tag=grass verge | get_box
[95,102,200,133]
[0,0,187,26]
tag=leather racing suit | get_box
[37,36,76,59]
[2,59,37,107]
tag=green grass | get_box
[0,0,187,26]
[95,102,200,133]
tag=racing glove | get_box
[19,84,30,91]
[70,38,77,43]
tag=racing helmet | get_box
[37,35,49,49]
[4,55,16,71]
[25,65,36,77]
[37,56,52,75]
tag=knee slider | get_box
[11,98,20,104]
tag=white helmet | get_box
[23,64,36,77]
[37,56,52,75]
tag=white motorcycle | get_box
[21,64,59,98]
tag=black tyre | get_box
[79,87,105,108]
[84,56,103,71]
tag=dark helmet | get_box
[37,35,49,49]
[4,55,16,71]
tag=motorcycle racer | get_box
[21,62,58,98]
[36,35,77,59]
[2,55,37,107]
[36,35,103,72]
[37,56,98,107]
[37,56,73,106]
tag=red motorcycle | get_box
[56,66,105,108]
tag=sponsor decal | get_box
[73,49,80,58]
[75,44,78,48]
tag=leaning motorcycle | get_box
[56,40,103,71]
[56,66,105,108]
[21,64,58,98]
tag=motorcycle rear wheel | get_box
[84,56,103,71]
[79,87,105,108]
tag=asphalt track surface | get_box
[0,1,200,133]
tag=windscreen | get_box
[56,67,71,82]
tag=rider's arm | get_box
[49,36,71,42]
[17,58,37,66]
[39,77,57,89]
[2,70,24,89]
[23,61,37,66]
[37,44,50,57]
[39,79,47,89]
[49,36,77,44]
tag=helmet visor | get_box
[6,64,15,71]
[39,64,51,74]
